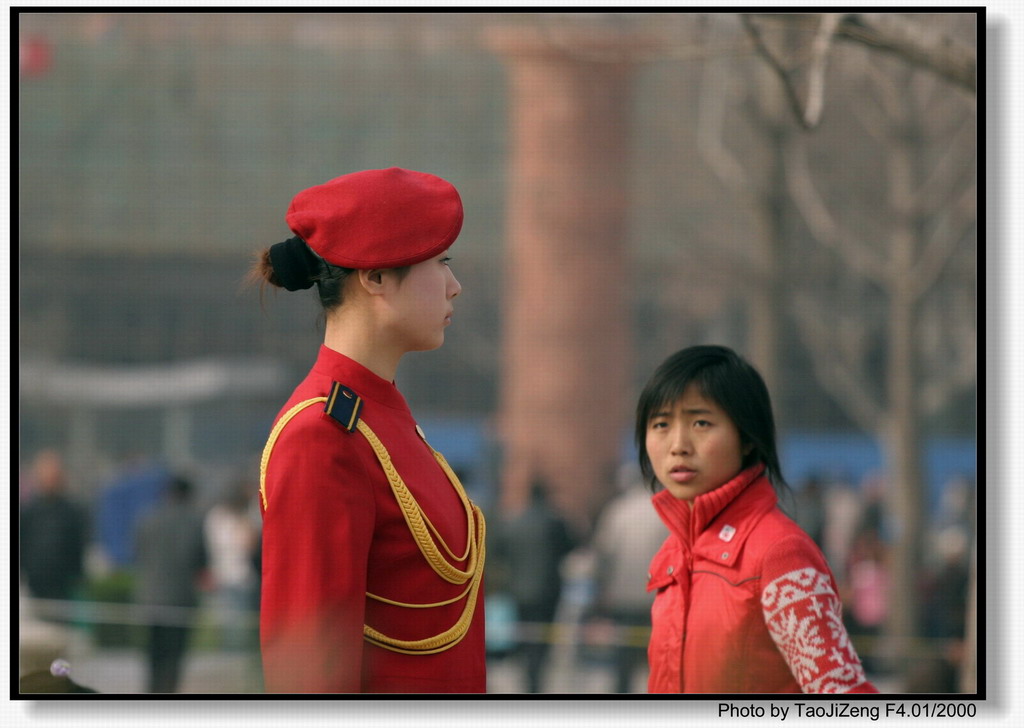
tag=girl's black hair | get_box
[635,345,788,495]
[314,265,355,310]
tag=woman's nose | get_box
[670,430,692,455]
[448,270,462,299]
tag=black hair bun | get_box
[268,236,323,291]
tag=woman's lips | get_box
[669,467,696,484]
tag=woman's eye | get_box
[694,420,712,428]
[441,256,452,266]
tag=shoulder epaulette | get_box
[324,381,363,432]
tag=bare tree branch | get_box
[909,183,976,301]
[688,238,775,289]
[525,13,749,64]
[912,115,976,213]
[785,140,891,284]
[747,12,977,94]
[920,350,976,416]
[803,13,843,127]
[791,296,884,432]
[697,17,751,194]
[863,55,907,122]
[848,92,889,142]
[839,13,976,93]
[741,13,845,130]
[919,290,977,415]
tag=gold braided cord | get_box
[259,397,328,511]
[356,420,478,585]
[366,581,473,609]
[376,444,473,564]
[418,506,472,562]
[258,395,486,655]
[425,450,474,562]
[377,422,475,564]
[363,505,485,654]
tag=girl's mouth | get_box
[669,467,696,484]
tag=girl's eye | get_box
[441,256,452,266]
[694,419,712,428]
[650,420,668,430]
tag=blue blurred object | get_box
[484,592,518,656]
[414,415,499,508]
[95,461,170,566]
[780,432,976,514]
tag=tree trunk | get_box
[748,122,789,398]
[882,285,925,668]
[881,140,926,667]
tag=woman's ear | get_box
[357,268,386,295]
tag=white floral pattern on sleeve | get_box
[761,567,869,694]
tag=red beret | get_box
[285,167,463,269]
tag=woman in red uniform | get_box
[637,345,877,694]
[251,168,486,693]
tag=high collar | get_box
[651,465,770,547]
[312,344,410,412]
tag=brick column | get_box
[487,26,644,531]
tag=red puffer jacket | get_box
[646,465,878,694]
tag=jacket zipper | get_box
[679,548,694,689]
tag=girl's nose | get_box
[448,270,462,299]
[670,430,692,455]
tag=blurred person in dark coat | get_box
[495,478,575,693]
[906,525,971,693]
[134,475,209,693]
[793,474,826,550]
[19,449,88,609]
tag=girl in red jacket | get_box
[636,345,877,694]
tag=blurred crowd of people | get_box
[20,446,974,694]
[19,448,262,694]
[793,470,975,692]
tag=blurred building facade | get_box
[18,12,976,515]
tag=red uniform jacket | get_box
[646,465,877,694]
[259,346,486,693]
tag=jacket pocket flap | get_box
[646,549,680,592]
